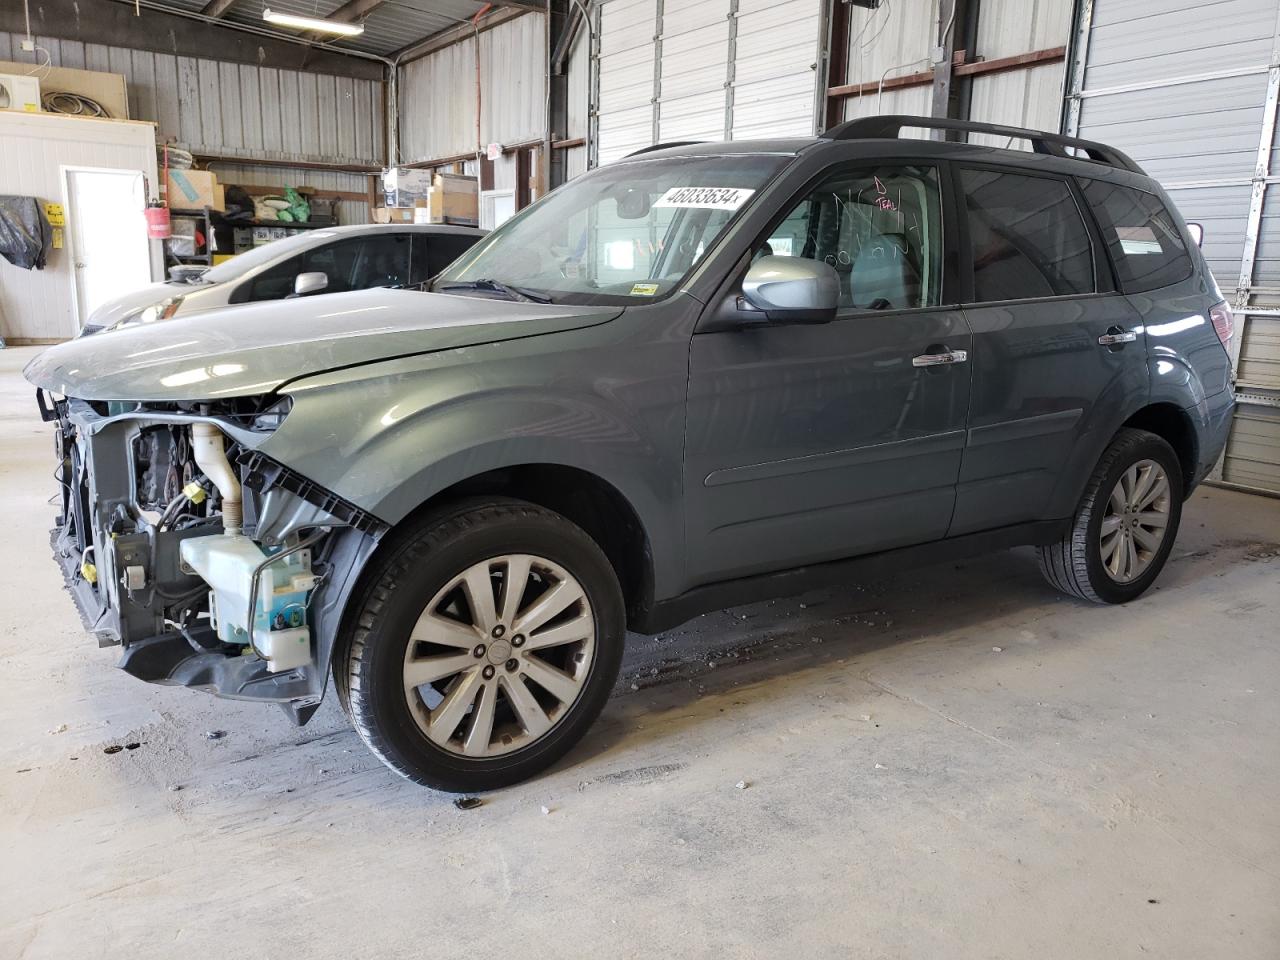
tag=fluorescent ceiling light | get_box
[262,8,365,36]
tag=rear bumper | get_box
[1190,386,1235,490]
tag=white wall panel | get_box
[0,114,161,342]
[657,0,730,142]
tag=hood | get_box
[83,282,181,331]
[26,288,620,401]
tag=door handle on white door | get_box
[912,349,968,367]
[1097,329,1137,346]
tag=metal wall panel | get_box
[0,32,384,166]
[966,0,1072,147]
[567,25,590,140]
[1070,0,1280,494]
[730,0,821,140]
[596,0,658,164]
[397,13,546,164]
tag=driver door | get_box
[683,162,972,585]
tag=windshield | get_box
[199,229,344,284]
[436,154,791,304]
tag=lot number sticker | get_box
[653,186,755,210]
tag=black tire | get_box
[1038,428,1184,604]
[343,497,625,792]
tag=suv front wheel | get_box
[1039,428,1184,604]
[343,498,626,792]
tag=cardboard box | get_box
[251,226,272,247]
[373,206,416,224]
[382,167,433,208]
[428,173,479,224]
[166,169,223,212]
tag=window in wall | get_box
[761,164,943,311]
[962,169,1094,302]
[1080,179,1194,294]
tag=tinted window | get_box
[1081,179,1193,293]
[762,164,944,310]
[962,169,1094,302]
[241,234,410,302]
[411,233,479,285]
[347,233,411,290]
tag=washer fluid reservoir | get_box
[180,534,317,673]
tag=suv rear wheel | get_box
[1038,428,1183,604]
[343,498,625,792]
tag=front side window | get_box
[1080,179,1193,294]
[436,155,791,305]
[962,169,1094,303]
[760,164,943,311]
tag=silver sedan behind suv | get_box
[79,222,486,336]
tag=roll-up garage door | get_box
[596,0,658,166]
[593,0,822,165]
[1068,0,1280,495]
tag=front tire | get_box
[344,498,625,792]
[1038,428,1183,604]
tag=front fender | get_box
[258,327,689,598]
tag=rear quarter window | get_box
[1080,179,1194,294]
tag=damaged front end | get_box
[41,390,385,725]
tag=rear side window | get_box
[961,169,1094,302]
[1080,179,1193,293]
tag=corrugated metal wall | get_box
[397,13,547,164]
[1069,0,1280,495]
[966,0,1071,146]
[0,114,161,342]
[0,32,384,166]
[840,0,939,122]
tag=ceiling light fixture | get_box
[262,8,365,36]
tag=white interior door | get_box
[65,167,152,329]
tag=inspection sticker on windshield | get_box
[629,282,660,296]
[653,186,755,210]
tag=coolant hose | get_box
[190,422,242,535]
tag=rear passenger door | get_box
[950,165,1149,535]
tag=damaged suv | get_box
[27,117,1235,791]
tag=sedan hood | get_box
[83,282,180,331]
[26,288,620,401]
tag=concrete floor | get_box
[2,344,1278,960]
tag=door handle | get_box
[912,349,968,367]
[1097,328,1137,346]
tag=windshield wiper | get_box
[436,278,553,304]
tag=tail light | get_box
[1209,300,1234,348]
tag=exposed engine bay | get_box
[42,391,384,724]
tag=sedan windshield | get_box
[435,154,790,305]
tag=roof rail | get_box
[820,115,1144,174]
[625,141,705,158]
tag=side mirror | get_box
[1186,222,1204,247]
[741,255,840,324]
[294,272,329,296]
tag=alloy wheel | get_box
[1099,459,1171,584]
[402,554,596,758]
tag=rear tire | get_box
[343,498,625,792]
[1038,428,1183,604]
